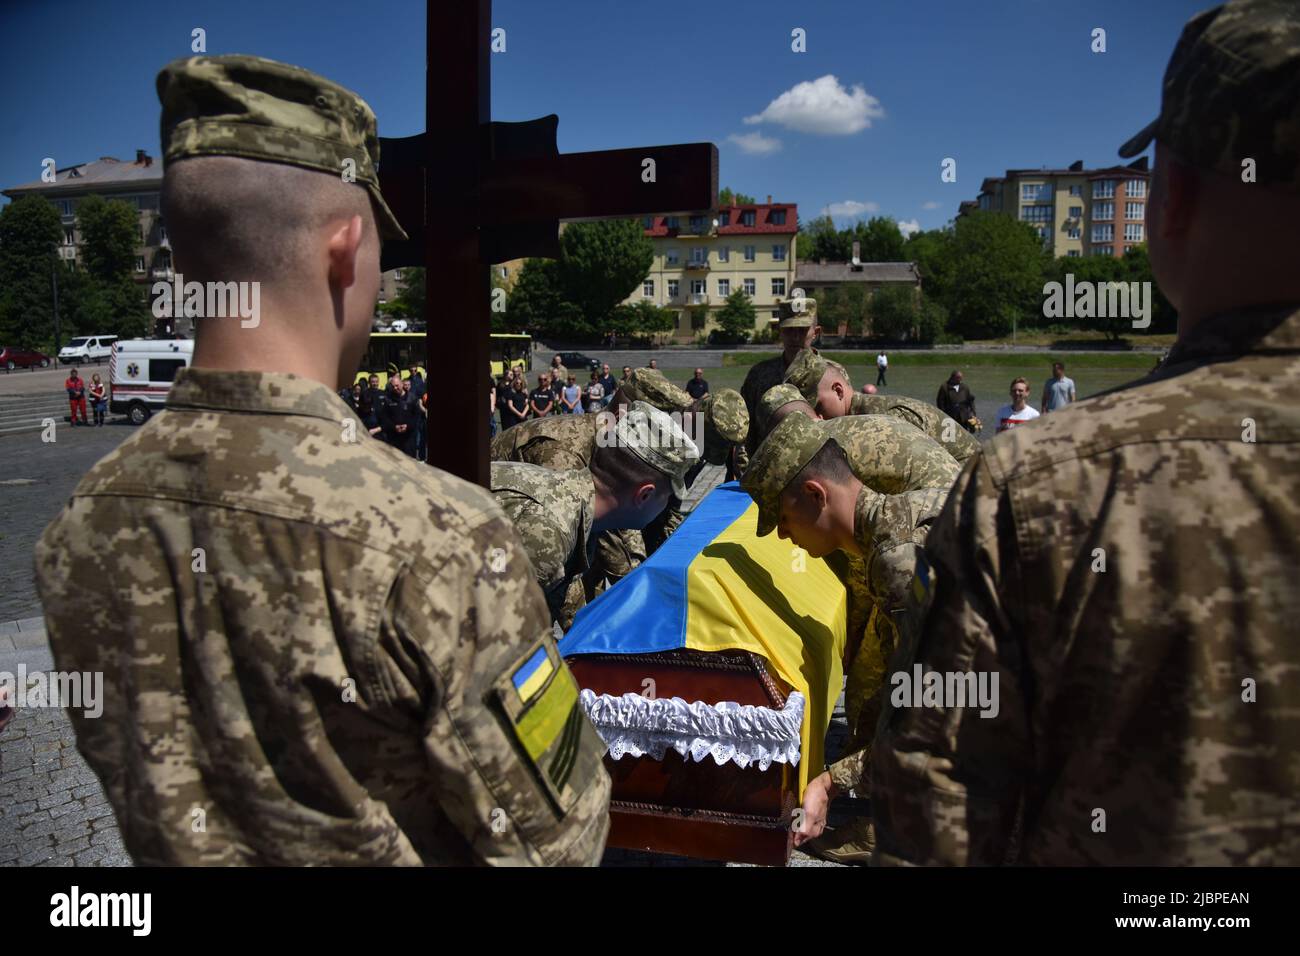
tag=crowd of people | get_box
[933,360,1078,436]
[339,364,427,459]
[493,357,627,434]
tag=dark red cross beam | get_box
[378,0,718,486]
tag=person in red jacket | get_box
[65,368,88,426]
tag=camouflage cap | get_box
[695,388,749,465]
[1118,0,1300,191]
[619,367,693,413]
[741,413,832,537]
[616,401,700,500]
[783,349,832,403]
[778,293,817,329]
[756,383,807,435]
[156,55,409,240]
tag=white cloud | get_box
[743,75,885,135]
[822,200,880,219]
[922,201,942,210]
[726,131,782,155]
[897,218,922,238]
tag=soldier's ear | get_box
[634,482,657,506]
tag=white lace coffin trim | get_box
[578,689,804,771]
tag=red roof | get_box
[642,203,798,237]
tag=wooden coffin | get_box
[566,648,797,866]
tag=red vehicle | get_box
[0,345,52,371]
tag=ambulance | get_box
[109,339,194,425]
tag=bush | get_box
[915,298,948,345]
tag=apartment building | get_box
[965,157,1150,258]
[3,151,407,336]
[625,199,798,341]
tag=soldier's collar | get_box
[1164,303,1300,364]
[166,367,355,422]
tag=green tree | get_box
[719,187,757,206]
[818,284,871,335]
[610,300,675,336]
[915,297,948,344]
[555,219,654,331]
[506,258,564,333]
[1043,254,1131,340]
[904,228,955,304]
[870,285,918,340]
[946,211,1050,339]
[0,195,63,348]
[853,216,907,262]
[713,289,756,343]
[396,266,425,318]
[796,214,851,263]
[74,194,150,338]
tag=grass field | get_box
[710,351,1154,442]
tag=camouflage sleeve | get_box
[396,510,611,865]
[870,454,1028,867]
[829,747,868,793]
[519,439,587,472]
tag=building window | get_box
[1093,179,1115,199]
[743,278,755,296]
[58,199,74,216]
[1069,185,1082,197]
[1067,227,1081,240]
[690,279,706,295]
[717,278,730,296]
[667,279,679,298]
[770,209,786,225]
[1091,245,1113,257]
[690,247,707,264]
[1125,202,1144,220]
[64,228,74,245]
[642,216,654,229]
[667,216,679,230]
[1092,202,1114,221]
[1124,223,1144,242]
[643,280,654,297]
[666,248,679,266]
[1067,250,1080,258]
[1092,224,1114,243]
[1127,179,1147,198]
[1021,183,1051,202]
[717,212,730,227]
[772,244,786,261]
[689,215,706,233]
[135,256,145,273]
[741,210,756,227]
[743,245,756,262]
[1021,205,1053,223]
[771,277,786,296]
[1069,206,1082,218]
[717,245,729,262]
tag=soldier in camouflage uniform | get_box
[873,0,1300,866]
[784,349,980,463]
[491,402,698,630]
[741,412,955,861]
[739,296,822,463]
[33,55,611,866]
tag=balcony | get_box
[684,258,710,271]
[688,293,709,306]
[151,267,175,280]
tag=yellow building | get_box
[966,158,1149,259]
[624,199,799,342]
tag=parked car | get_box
[0,345,52,371]
[555,352,601,372]
[58,335,118,365]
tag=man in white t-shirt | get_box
[876,352,888,387]
[996,377,1040,433]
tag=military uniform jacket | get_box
[850,392,979,463]
[490,412,597,471]
[740,353,799,457]
[490,462,598,630]
[872,305,1300,866]
[34,369,610,866]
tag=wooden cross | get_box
[378,0,718,486]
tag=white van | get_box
[59,335,118,365]
[109,339,194,425]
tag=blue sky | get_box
[1,0,1209,234]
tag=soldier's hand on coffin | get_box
[794,771,839,846]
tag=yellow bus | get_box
[354,332,532,385]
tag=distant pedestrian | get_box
[876,351,888,387]
[501,375,529,429]
[685,368,710,400]
[489,376,498,438]
[65,368,88,426]
[530,373,555,418]
[88,373,108,426]
[561,374,582,414]
[585,371,605,411]
[1041,361,1077,413]
[648,359,658,371]
[599,363,617,407]
[995,377,1040,433]
[936,369,979,434]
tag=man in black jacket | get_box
[380,376,420,456]
[936,370,979,434]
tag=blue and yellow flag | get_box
[561,483,846,792]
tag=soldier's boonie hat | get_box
[620,367,693,413]
[741,412,832,537]
[156,54,409,240]
[697,388,749,463]
[616,401,700,500]
[783,349,834,403]
[756,383,808,436]
[778,291,817,329]
[1118,0,1300,192]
